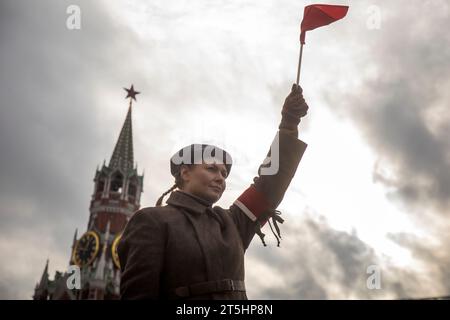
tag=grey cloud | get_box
[0,0,146,298]
[316,1,450,297]
[320,0,450,217]
[246,209,447,299]
[256,1,450,299]
[387,232,450,298]
[246,211,410,299]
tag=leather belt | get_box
[174,279,246,298]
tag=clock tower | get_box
[33,85,144,300]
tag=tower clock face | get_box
[111,233,122,269]
[72,231,100,267]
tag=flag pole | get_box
[296,43,304,85]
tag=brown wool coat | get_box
[118,130,308,299]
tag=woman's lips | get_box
[210,186,223,193]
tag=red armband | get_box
[233,185,272,225]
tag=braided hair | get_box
[155,183,177,206]
[155,165,191,206]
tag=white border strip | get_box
[234,200,257,222]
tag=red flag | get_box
[300,4,349,44]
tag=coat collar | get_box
[166,190,212,215]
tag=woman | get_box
[118,84,309,299]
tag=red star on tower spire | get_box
[124,85,140,102]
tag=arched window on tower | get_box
[95,173,107,200]
[128,176,138,203]
[110,171,123,200]
[97,180,105,193]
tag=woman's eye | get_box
[206,166,226,177]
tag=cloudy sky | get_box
[1,0,449,299]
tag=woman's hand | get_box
[278,84,309,132]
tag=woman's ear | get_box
[179,165,191,185]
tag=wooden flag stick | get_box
[296,43,304,85]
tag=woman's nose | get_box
[214,173,225,184]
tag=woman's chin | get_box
[204,190,222,204]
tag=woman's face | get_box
[180,162,228,204]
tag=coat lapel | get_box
[166,191,215,279]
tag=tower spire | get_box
[33,259,50,300]
[37,259,49,290]
[109,85,140,172]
